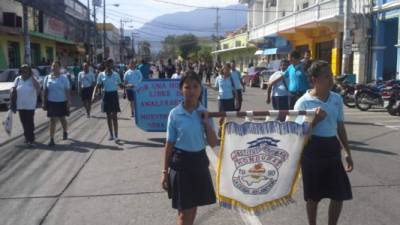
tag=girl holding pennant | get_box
[294,60,353,225]
[161,71,218,225]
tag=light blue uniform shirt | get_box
[269,71,289,96]
[214,75,234,100]
[97,71,121,92]
[166,103,213,152]
[284,63,309,93]
[123,69,143,90]
[294,91,344,137]
[231,70,242,90]
[45,74,70,102]
[78,71,95,88]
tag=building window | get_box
[269,0,277,7]
[236,41,242,47]
[223,44,229,49]
[7,41,20,68]
[65,0,74,8]
[303,2,309,9]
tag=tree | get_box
[160,35,178,60]
[176,34,200,60]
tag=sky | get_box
[80,0,239,29]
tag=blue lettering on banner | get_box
[134,79,208,132]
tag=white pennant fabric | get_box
[216,111,315,214]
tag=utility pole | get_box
[120,19,123,64]
[87,0,92,64]
[103,0,106,60]
[93,0,97,64]
[341,0,352,75]
[22,4,31,65]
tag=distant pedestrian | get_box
[158,59,166,79]
[13,64,41,146]
[162,71,218,225]
[138,58,151,80]
[230,60,245,111]
[214,63,238,137]
[42,60,71,146]
[78,62,96,118]
[294,60,353,225]
[302,50,313,72]
[165,58,176,79]
[266,59,290,111]
[269,50,310,108]
[92,58,122,141]
[124,59,143,117]
[171,66,183,79]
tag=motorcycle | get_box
[334,75,356,108]
[354,81,386,111]
[382,84,400,116]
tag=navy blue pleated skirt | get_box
[301,136,352,201]
[168,148,216,210]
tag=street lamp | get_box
[103,1,119,60]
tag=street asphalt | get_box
[0,86,399,225]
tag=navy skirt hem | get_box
[47,101,69,118]
[168,149,216,210]
[301,136,352,202]
[102,91,121,113]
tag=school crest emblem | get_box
[231,137,289,195]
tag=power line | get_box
[151,0,347,13]
[107,8,241,32]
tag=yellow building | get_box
[212,28,257,73]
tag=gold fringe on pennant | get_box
[216,119,314,215]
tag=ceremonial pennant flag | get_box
[216,116,313,214]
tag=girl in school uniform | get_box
[123,59,143,117]
[43,61,71,146]
[294,60,353,225]
[214,63,238,137]
[78,62,96,118]
[92,58,122,141]
[161,71,218,225]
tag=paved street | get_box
[0,87,399,225]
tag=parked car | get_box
[0,68,42,107]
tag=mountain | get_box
[131,4,247,52]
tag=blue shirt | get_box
[214,75,234,100]
[294,91,344,137]
[78,71,96,88]
[97,71,121,92]
[45,74,70,102]
[166,103,213,152]
[269,71,289,96]
[124,69,143,90]
[284,63,309,93]
[138,63,151,80]
[231,70,242,90]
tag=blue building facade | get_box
[372,0,400,81]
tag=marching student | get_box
[161,71,218,225]
[171,66,183,79]
[294,60,353,225]
[230,60,245,111]
[214,63,238,137]
[43,61,71,146]
[78,62,96,118]
[92,58,122,141]
[123,59,143,117]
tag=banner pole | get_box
[208,110,316,118]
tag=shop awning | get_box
[263,46,292,55]
[254,50,264,55]
[29,31,75,45]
